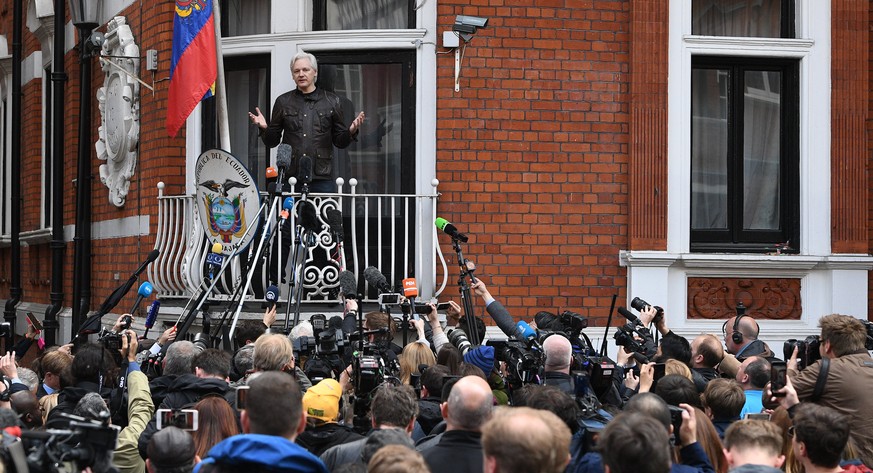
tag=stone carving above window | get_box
[96,17,140,208]
[687,277,801,320]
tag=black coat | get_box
[296,423,364,457]
[422,430,484,473]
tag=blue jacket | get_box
[195,434,328,473]
[571,442,715,473]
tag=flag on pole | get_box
[166,0,217,137]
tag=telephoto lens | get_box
[447,328,472,355]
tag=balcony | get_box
[147,179,451,313]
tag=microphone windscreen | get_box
[265,166,278,179]
[299,201,320,232]
[145,300,160,329]
[265,285,279,309]
[515,320,537,341]
[211,242,223,254]
[326,209,344,240]
[617,307,641,326]
[299,155,313,183]
[328,316,344,330]
[402,278,418,298]
[138,282,154,297]
[338,270,358,299]
[283,197,295,211]
[364,266,390,293]
[435,217,449,231]
[146,249,160,264]
[276,144,293,171]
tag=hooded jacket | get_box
[296,423,363,457]
[195,434,328,473]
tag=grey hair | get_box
[164,341,196,376]
[289,321,313,342]
[16,368,38,392]
[291,51,318,72]
[74,392,109,421]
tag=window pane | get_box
[742,70,781,231]
[692,0,784,37]
[317,62,405,194]
[319,0,411,30]
[221,0,270,36]
[691,68,729,230]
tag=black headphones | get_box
[731,315,746,344]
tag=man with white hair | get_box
[249,51,366,193]
[542,334,574,395]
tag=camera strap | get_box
[811,357,830,402]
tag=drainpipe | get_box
[3,0,23,348]
[43,0,66,346]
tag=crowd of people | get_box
[0,277,870,473]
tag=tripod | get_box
[452,238,481,346]
[284,179,316,331]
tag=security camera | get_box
[86,31,106,54]
[452,15,489,35]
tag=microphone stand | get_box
[213,166,288,344]
[284,179,313,331]
[172,199,268,343]
[452,238,480,346]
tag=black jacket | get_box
[691,367,720,392]
[417,397,443,435]
[422,430,484,473]
[47,381,128,428]
[138,374,231,460]
[261,88,355,181]
[296,423,364,457]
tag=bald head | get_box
[543,335,572,373]
[725,316,759,354]
[445,375,493,431]
[691,334,724,368]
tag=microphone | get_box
[514,320,537,342]
[617,307,642,327]
[326,209,343,242]
[143,300,160,338]
[402,278,418,298]
[364,266,392,294]
[298,155,313,184]
[206,243,224,280]
[434,217,469,243]
[265,166,278,179]
[129,281,154,315]
[276,144,293,173]
[338,270,358,300]
[265,284,279,311]
[298,201,320,232]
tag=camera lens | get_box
[630,297,648,312]
[447,329,472,355]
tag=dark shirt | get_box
[260,88,355,182]
[691,367,720,392]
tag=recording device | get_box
[434,217,469,243]
[630,297,664,324]
[668,406,684,442]
[326,208,343,242]
[206,242,224,280]
[436,302,451,311]
[298,201,320,233]
[25,312,42,331]
[235,386,249,410]
[613,319,657,363]
[129,281,154,315]
[487,339,544,387]
[447,328,472,355]
[744,413,771,421]
[364,266,393,294]
[770,361,787,395]
[143,300,160,338]
[16,413,120,473]
[378,293,402,306]
[783,335,822,370]
[413,303,434,315]
[265,284,279,311]
[651,362,666,392]
[298,155,313,184]
[338,270,359,300]
[616,306,643,327]
[156,409,199,431]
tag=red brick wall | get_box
[435,1,631,323]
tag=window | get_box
[312,0,415,30]
[690,57,799,252]
[692,0,795,38]
[220,0,270,36]
[201,54,271,190]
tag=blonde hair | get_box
[665,359,692,380]
[399,342,436,385]
[252,333,294,372]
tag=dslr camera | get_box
[783,335,822,370]
[630,297,664,324]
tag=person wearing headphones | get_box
[719,315,780,378]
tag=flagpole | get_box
[212,0,230,151]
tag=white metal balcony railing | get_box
[147,179,450,309]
